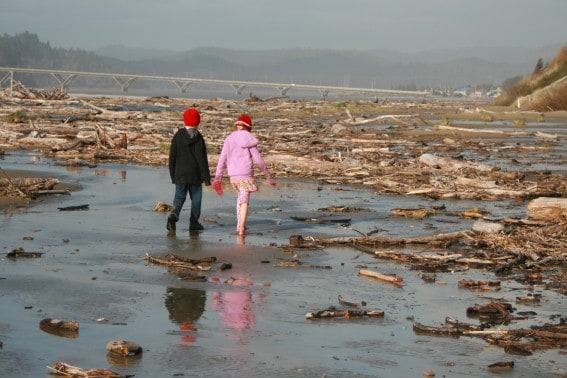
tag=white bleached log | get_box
[527,197,567,222]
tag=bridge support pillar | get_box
[277,86,292,96]
[172,80,193,93]
[112,77,137,92]
[50,73,78,91]
[0,71,14,96]
[230,84,247,95]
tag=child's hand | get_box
[266,178,276,186]
[213,180,223,195]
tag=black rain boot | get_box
[189,211,203,231]
[189,222,204,231]
[166,207,181,233]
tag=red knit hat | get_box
[183,108,200,127]
[235,114,252,130]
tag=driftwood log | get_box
[419,153,495,172]
[358,269,403,284]
[306,230,472,248]
[306,308,384,319]
[527,197,567,222]
[274,258,332,269]
[57,204,89,211]
[144,252,216,271]
[487,361,514,372]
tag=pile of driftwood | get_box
[413,312,567,356]
[1,86,566,201]
[2,81,69,100]
[0,164,63,199]
[282,194,567,356]
[301,214,567,294]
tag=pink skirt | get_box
[230,177,258,193]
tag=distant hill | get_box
[494,45,567,110]
[94,44,563,89]
[95,44,178,61]
[1,32,564,90]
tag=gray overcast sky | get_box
[1,0,566,52]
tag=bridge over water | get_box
[0,67,428,99]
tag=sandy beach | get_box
[1,95,567,377]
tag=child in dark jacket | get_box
[167,108,211,233]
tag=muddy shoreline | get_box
[1,93,567,377]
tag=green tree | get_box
[533,58,544,74]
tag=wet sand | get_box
[1,150,566,377]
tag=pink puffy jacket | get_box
[214,130,269,181]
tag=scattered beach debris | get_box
[39,318,79,338]
[144,252,216,271]
[6,247,43,258]
[487,361,514,372]
[306,307,384,319]
[106,340,143,357]
[414,317,567,355]
[57,204,89,211]
[153,201,173,212]
[290,215,351,224]
[47,362,130,377]
[391,207,437,219]
[457,279,501,290]
[337,295,366,308]
[273,258,332,269]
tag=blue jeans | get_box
[172,183,203,225]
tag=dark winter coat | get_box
[168,127,211,185]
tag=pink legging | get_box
[235,188,251,231]
[230,178,257,233]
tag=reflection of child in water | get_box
[164,287,205,344]
[213,291,256,331]
[212,277,256,332]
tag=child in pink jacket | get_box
[213,115,275,235]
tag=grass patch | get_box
[513,118,526,127]
[159,143,169,154]
[440,116,452,126]
[3,110,29,123]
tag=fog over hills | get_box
[95,44,564,89]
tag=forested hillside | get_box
[0,32,562,91]
[0,32,122,87]
[0,32,120,71]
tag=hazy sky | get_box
[2,0,566,52]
